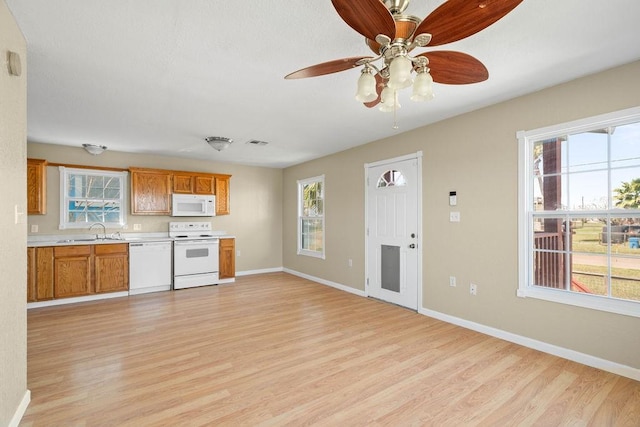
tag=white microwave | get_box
[171,194,216,217]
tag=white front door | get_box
[365,155,420,310]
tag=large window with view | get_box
[297,175,324,259]
[59,167,127,229]
[518,107,640,317]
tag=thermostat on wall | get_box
[449,191,457,206]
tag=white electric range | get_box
[169,222,220,289]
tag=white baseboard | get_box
[419,307,640,382]
[27,291,129,309]
[9,389,30,427]
[236,267,283,277]
[283,268,366,297]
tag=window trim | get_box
[297,174,325,259]
[59,166,128,230]
[517,106,640,318]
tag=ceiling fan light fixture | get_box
[379,87,400,112]
[387,55,412,89]
[355,68,378,102]
[82,143,107,155]
[411,70,434,102]
[205,136,233,151]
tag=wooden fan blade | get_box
[418,51,489,85]
[331,0,396,41]
[364,73,385,108]
[415,0,524,47]
[285,57,372,79]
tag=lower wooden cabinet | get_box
[28,243,129,302]
[95,244,129,293]
[27,247,54,302]
[219,238,235,279]
[54,245,92,298]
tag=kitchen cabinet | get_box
[28,247,54,302]
[95,244,129,293]
[27,248,35,301]
[219,238,235,279]
[214,174,231,215]
[27,158,47,215]
[130,168,172,215]
[194,174,215,195]
[54,245,92,298]
[172,173,215,195]
[172,173,194,194]
[27,243,129,302]
[130,166,231,215]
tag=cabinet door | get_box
[95,244,129,293]
[27,248,35,302]
[194,175,215,195]
[27,158,47,215]
[173,173,193,194]
[54,246,92,298]
[130,169,172,215]
[35,247,54,300]
[219,238,235,279]
[214,175,230,215]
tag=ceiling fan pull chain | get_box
[393,90,399,129]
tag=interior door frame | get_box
[364,151,423,310]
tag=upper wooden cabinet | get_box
[130,167,230,215]
[172,172,215,195]
[214,174,230,215]
[194,174,215,195]
[27,158,47,214]
[130,168,172,215]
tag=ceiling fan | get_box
[285,0,524,111]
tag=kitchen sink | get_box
[56,238,98,243]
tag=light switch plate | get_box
[450,211,461,222]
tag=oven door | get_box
[173,239,219,276]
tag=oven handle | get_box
[174,239,219,246]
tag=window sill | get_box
[517,286,640,318]
[297,249,325,260]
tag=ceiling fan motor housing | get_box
[366,15,421,54]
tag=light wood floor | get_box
[21,272,640,426]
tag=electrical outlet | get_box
[470,283,477,295]
[348,259,353,267]
[449,276,456,287]
[236,250,241,257]
[449,211,461,222]
[133,224,142,231]
[30,224,39,233]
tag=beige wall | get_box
[284,61,640,370]
[0,0,28,424]
[27,143,283,272]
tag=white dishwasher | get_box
[129,241,172,295]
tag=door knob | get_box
[409,243,416,249]
[411,233,416,238]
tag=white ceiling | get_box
[7,0,640,168]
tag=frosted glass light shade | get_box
[388,56,412,89]
[379,87,400,112]
[355,71,378,102]
[410,71,434,102]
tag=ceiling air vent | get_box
[246,139,269,146]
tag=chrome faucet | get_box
[89,222,106,240]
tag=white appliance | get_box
[170,221,220,289]
[171,194,216,217]
[129,241,172,295]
